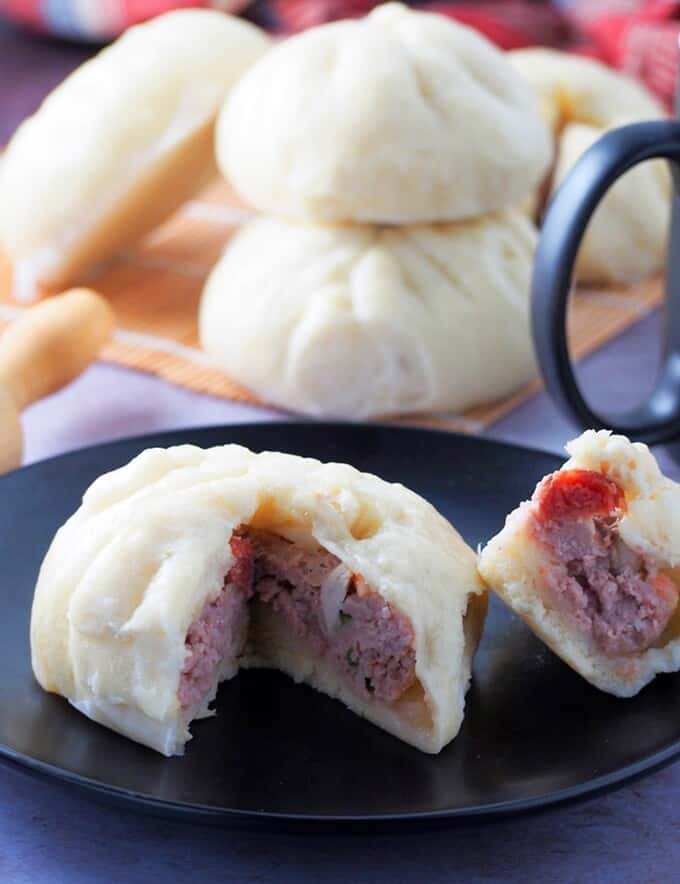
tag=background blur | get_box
[0,1,678,109]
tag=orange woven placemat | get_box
[0,178,664,433]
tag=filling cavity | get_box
[531,468,678,656]
[179,529,417,711]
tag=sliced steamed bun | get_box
[479,430,680,696]
[31,444,487,756]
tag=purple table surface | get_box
[2,20,680,883]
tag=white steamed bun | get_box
[199,212,537,418]
[0,10,270,300]
[218,3,551,224]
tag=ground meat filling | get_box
[179,529,417,710]
[179,536,254,710]
[532,469,678,657]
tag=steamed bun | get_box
[508,47,665,131]
[0,11,270,301]
[509,48,668,284]
[31,442,486,755]
[218,3,551,224]
[553,123,670,284]
[199,213,537,419]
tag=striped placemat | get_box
[0,178,664,434]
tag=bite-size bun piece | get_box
[508,48,665,131]
[218,3,551,224]
[479,430,680,697]
[31,444,487,756]
[552,123,670,284]
[199,213,537,418]
[0,11,270,301]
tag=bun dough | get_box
[508,47,665,131]
[509,48,668,284]
[0,11,270,301]
[479,430,680,697]
[219,3,551,224]
[199,212,537,418]
[31,444,487,755]
[553,123,670,284]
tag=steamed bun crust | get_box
[219,3,551,223]
[479,430,680,697]
[198,213,537,418]
[0,10,270,299]
[31,444,487,756]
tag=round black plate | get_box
[2,422,680,827]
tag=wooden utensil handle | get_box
[0,288,114,411]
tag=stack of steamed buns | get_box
[200,3,552,418]
[0,5,669,421]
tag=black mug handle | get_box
[531,119,680,444]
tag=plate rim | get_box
[3,734,680,826]
[5,418,561,477]
[4,420,677,826]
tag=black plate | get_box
[2,422,680,827]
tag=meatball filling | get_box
[531,469,678,656]
[179,529,417,711]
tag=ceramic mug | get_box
[532,117,680,444]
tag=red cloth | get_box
[273,0,376,31]
[421,2,571,50]
[274,0,570,45]
[568,1,680,107]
